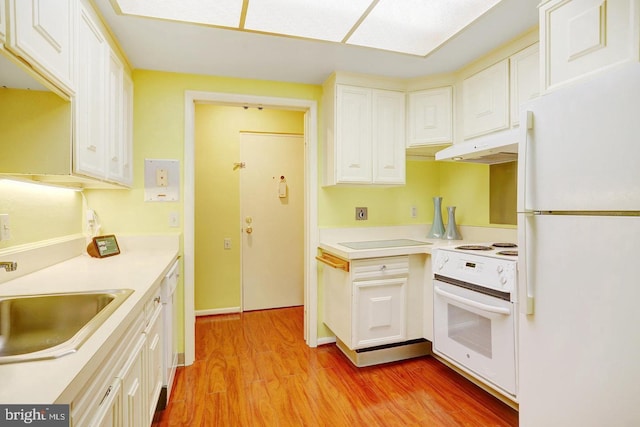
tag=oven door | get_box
[433,279,516,396]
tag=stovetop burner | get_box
[492,243,518,248]
[455,245,493,251]
[496,250,518,256]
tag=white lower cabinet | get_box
[353,276,407,348]
[71,288,164,427]
[323,255,410,350]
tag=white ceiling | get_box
[0,0,539,91]
[93,0,539,85]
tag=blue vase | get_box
[444,206,462,240]
[427,197,445,238]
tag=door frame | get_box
[184,91,318,366]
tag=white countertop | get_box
[0,235,179,404]
[318,225,517,260]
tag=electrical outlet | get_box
[355,207,368,221]
[224,238,232,249]
[411,206,418,218]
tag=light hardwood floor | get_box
[153,306,518,426]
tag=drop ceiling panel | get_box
[116,0,242,28]
[243,0,372,42]
[347,0,502,56]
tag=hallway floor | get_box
[153,306,518,426]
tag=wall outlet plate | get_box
[355,207,368,221]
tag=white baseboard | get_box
[317,336,337,346]
[195,307,241,317]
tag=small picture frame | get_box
[87,235,121,258]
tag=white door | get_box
[240,133,304,311]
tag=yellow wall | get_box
[194,105,304,310]
[0,179,82,249]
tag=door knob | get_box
[246,226,253,234]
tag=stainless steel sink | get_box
[0,289,134,364]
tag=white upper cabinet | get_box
[75,4,106,179]
[372,89,405,184]
[6,0,76,95]
[335,85,373,184]
[106,49,133,186]
[462,60,510,139]
[510,43,540,126]
[0,1,6,44]
[407,86,453,147]
[540,0,639,93]
[323,74,406,186]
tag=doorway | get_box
[184,92,319,366]
[240,133,304,311]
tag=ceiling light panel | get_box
[244,0,374,42]
[115,0,243,28]
[347,0,501,56]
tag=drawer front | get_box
[352,256,409,281]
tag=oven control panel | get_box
[434,249,517,294]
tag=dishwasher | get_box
[157,259,179,410]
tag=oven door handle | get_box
[434,286,511,316]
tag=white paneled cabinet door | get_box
[106,50,125,184]
[462,60,510,139]
[510,43,540,126]
[121,334,146,427]
[336,85,372,183]
[407,87,453,147]
[353,277,407,349]
[75,5,106,179]
[7,0,75,94]
[90,379,122,427]
[145,305,163,424]
[121,73,134,186]
[540,0,639,92]
[0,0,6,44]
[372,89,405,184]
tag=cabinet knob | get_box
[112,156,118,162]
[380,265,387,271]
[87,145,97,152]
[154,296,161,304]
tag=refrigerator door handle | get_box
[518,213,535,315]
[517,110,534,213]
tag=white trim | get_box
[317,336,337,346]
[195,307,241,316]
[184,91,319,366]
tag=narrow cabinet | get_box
[106,50,133,186]
[323,73,406,186]
[144,299,164,424]
[120,334,146,427]
[462,59,510,139]
[407,86,453,147]
[76,3,107,179]
[540,0,639,92]
[510,43,540,126]
[0,0,6,44]
[6,0,76,95]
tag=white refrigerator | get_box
[517,62,640,427]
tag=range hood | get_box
[435,128,518,164]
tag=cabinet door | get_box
[75,5,106,179]
[353,276,407,349]
[335,85,372,183]
[372,89,405,184]
[145,305,164,423]
[7,0,75,94]
[0,1,6,44]
[89,379,122,427]
[121,335,146,427]
[407,87,453,147]
[106,50,126,184]
[541,0,638,92]
[462,60,510,139]
[121,73,134,186]
[510,43,540,126]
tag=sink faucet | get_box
[0,262,17,272]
